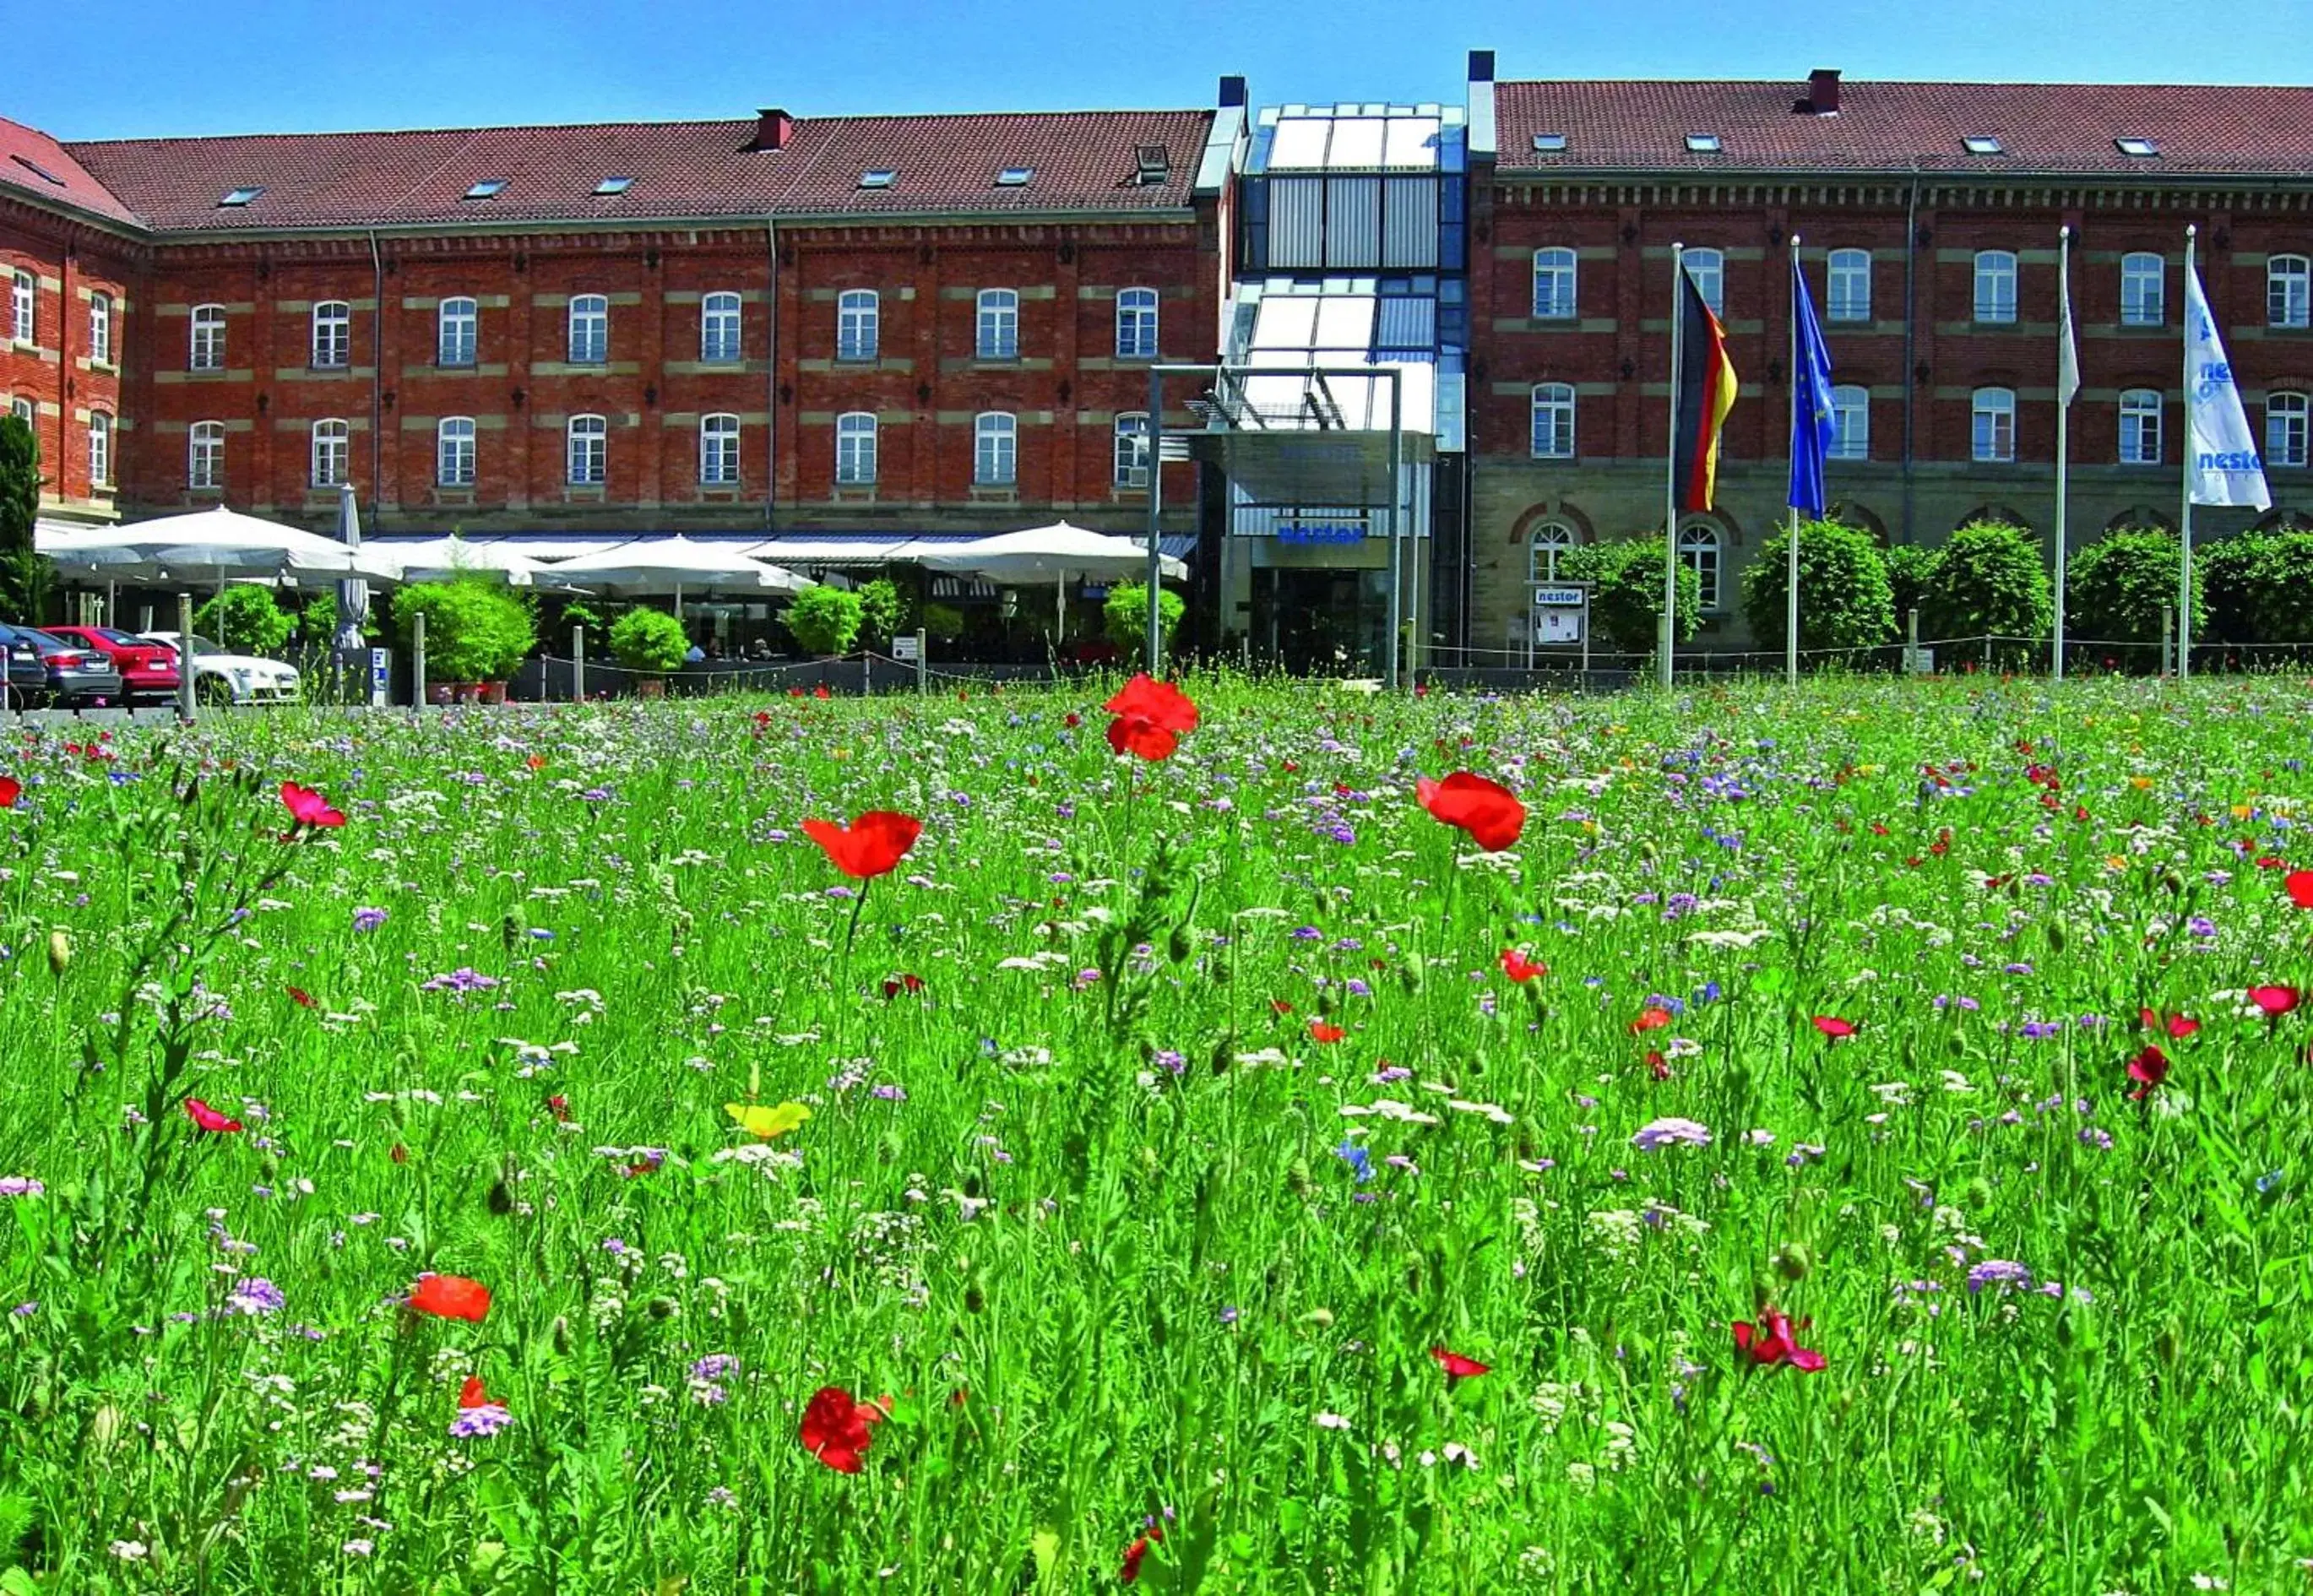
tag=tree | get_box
[784,585,864,655]
[1919,521,2051,665]
[393,581,537,680]
[193,586,293,656]
[1882,544,1938,633]
[0,414,52,625]
[2199,529,2313,645]
[2065,528,2202,648]
[1556,538,1701,655]
[606,608,688,675]
[855,578,904,645]
[1102,582,1185,654]
[1737,518,1896,656]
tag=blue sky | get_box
[15,0,2301,138]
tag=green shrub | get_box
[2065,528,2202,645]
[2199,529,2313,645]
[1920,522,2051,664]
[1102,583,1186,654]
[606,607,688,675]
[1882,544,1939,630]
[784,585,863,655]
[1556,538,1701,655]
[856,578,904,644]
[921,602,966,642]
[193,586,293,657]
[1738,518,1896,654]
[0,414,48,626]
[394,581,536,680]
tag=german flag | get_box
[1672,261,1740,512]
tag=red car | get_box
[46,626,182,700]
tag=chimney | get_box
[1469,49,1496,84]
[750,107,795,152]
[1805,68,1841,114]
[1218,74,1247,109]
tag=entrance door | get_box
[1255,566,1387,674]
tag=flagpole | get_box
[1664,242,1684,692]
[2179,224,2196,683]
[1787,236,1801,688]
[2054,225,2071,683]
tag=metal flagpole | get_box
[2179,225,2196,683]
[2054,225,2071,683]
[1144,365,1164,673]
[1663,243,1685,692]
[1786,236,1801,688]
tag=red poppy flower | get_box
[1104,675,1199,762]
[2126,1045,2170,1099]
[1120,1527,1164,1584]
[1811,1016,1856,1040]
[1732,1308,1826,1372]
[1269,999,1295,1017]
[183,1098,242,1133]
[813,686,831,700]
[287,986,317,1009]
[1307,1020,1347,1045]
[545,1094,571,1123]
[408,1273,492,1322]
[798,1386,886,1473]
[2290,871,2313,909]
[1063,712,1082,730]
[0,776,19,809]
[280,781,346,829]
[882,973,926,1000]
[1499,948,1545,983]
[1430,1347,1490,1379]
[2251,985,2301,1017]
[459,1376,492,1409]
[1629,1007,1672,1034]
[1415,772,1525,853]
[2140,1007,2200,1040]
[802,811,924,879]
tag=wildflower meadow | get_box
[2,673,2310,1593]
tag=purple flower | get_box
[449,1403,514,1439]
[1965,1259,2034,1295]
[1632,1117,1712,1151]
[225,1278,285,1316]
[351,907,388,933]
[871,1083,909,1101]
[0,1177,42,1198]
[689,1354,741,1382]
[1153,1050,1186,1076]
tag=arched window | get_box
[9,271,31,344]
[1116,288,1159,359]
[1532,248,1577,320]
[701,292,742,363]
[311,301,350,368]
[1679,523,1722,611]
[89,292,112,364]
[1528,522,1576,583]
[188,421,224,490]
[567,414,605,484]
[1971,387,2016,462]
[836,412,877,485]
[2120,252,2165,327]
[975,289,1018,360]
[1974,252,2017,323]
[437,416,475,486]
[1113,411,1151,487]
[837,290,879,361]
[567,295,608,363]
[189,304,225,372]
[2271,256,2310,328]
[1682,248,1724,315]
[2268,391,2310,470]
[1826,249,1871,323]
[1830,384,1870,459]
[437,297,477,366]
[311,418,349,486]
[699,412,741,483]
[974,411,1017,484]
[1529,383,1575,459]
[2119,388,2164,464]
[87,411,111,486]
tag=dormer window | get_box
[2115,136,2160,159]
[996,166,1034,187]
[8,155,64,187]
[1531,133,1568,152]
[1685,133,1723,154]
[219,185,265,207]
[462,180,507,200]
[1963,135,2005,155]
[859,169,896,189]
[593,176,633,196]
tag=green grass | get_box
[3,674,2311,1593]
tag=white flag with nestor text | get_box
[2185,262,2272,510]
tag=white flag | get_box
[2184,262,2272,510]
[2057,250,2081,408]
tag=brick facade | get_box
[0,195,133,518]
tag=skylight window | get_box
[462,179,507,200]
[859,169,897,189]
[219,185,265,207]
[2115,136,2160,158]
[1531,133,1568,153]
[1963,135,2005,155]
[593,176,633,196]
[1685,133,1723,154]
[996,166,1034,187]
[8,155,64,187]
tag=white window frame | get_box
[698,412,741,484]
[2272,256,2312,329]
[1113,411,1151,488]
[437,416,475,486]
[1974,252,2017,323]
[6,396,30,426]
[188,421,224,490]
[567,413,606,484]
[190,304,225,372]
[1528,523,1575,583]
[437,297,477,366]
[1529,383,1575,459]
[835,412,877,485]
[1679,524,1723,611]
[974,411,1017,485]
[1830,383,1870,460]
[311,418,350,486]
[1972,387,2017,463]
[837,290,879,361]
[311,301,350,369]
[1116,287,1159,360]
[86,411,111,487]
[2119,388,2164,464]
[2268,391,2310,470]
[567,295,608,364]
[701,292,742,364]
[2120,253,2164,328]
[1682,248,1724,316]
[975,289,1019,361]
[1826,249,1871,323]
[10,272,32,345]
[89,292,111,365]
[1532,248,1577,321]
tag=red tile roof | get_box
[51,110,1211,235]
[0,116,144,228]
[1496,79,2313,177]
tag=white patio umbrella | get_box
[539,537,813,616]
[383,536,562,588]
[333,486,369,652]
[920,520,1186,641]
[38,506,405,585]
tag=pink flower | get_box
[280,782,345,829]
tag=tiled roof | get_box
[1496,79,2313,177]
[0,116,144,228]
[57,110,1213,235]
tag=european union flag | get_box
[1788,259,1836,518]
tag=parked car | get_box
[0,623,50,707]
[140,632,302,706]
[46,625,182,701]
[8,627,126,706]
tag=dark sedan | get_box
[0,624,45,707]
[10,627,125,706]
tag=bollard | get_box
[572,624,585,703]
[1906,608,1919,676]
[915,628,928,696]
[176,593,197,724]
[862,649,871,698]
[413,611,427,713]
[2161,605,2175,678]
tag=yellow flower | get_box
[2130,776,2153,791]
[725,1100,811,1140]
[2233,804,2255,821]
[2105,855,2129,872]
